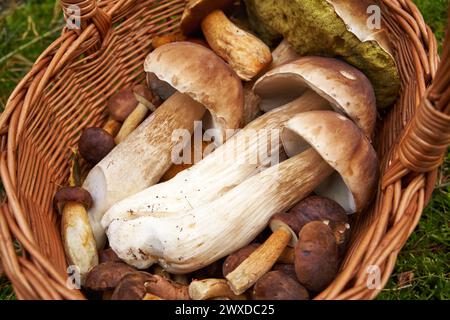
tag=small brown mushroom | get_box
[180,0,272,80]
[55,154,98,283]
[78,127,116,165]
[294,221,339,293]
[287,196,349,235]
[189,279,247,300]
[283,196,351,255]
[84,262,136,291]
[252,271,309,300]
[115,85,162,144]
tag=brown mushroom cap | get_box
[54,186,93,213]
[180,0,235,35]
[280,196,348,235]
[254,57,377,139]
[144,42,244,137]
[111,272,151,300]
[132,84,162,110]
[78,127,115,165]
[272,264,297,280]
[294,221,339,293]
[107,88,139,122]
[99,248,121,264]
[282,111,379,213]
[84,262,136,291]
[252,271,309,300]
[223,243,260,277]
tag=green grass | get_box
[0,0,448,300]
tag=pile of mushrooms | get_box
[52,0,399,299]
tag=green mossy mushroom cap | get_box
[244,0,400,108]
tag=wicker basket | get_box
[0,0,449,300]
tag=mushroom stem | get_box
[103,117,121,137]
[189,279,247,300]
[201,10,272,81]
[225,226,292,295]
[115,101,157,144]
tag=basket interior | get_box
[5,0,439,298]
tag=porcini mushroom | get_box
[114,84,162,144]
[180,0,272,81]
[244,0,400,108]
[55,153,98,283]
[83,42,244,249]
[252,271,309,300]
[78,128,116,165]
[294,221,340,292]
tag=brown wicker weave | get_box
[0,0,449,300]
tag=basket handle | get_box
[60,0,111,41]
[398,8,450,173]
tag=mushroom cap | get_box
[132,84,162,110]
[254,57,377,138]
[84,262,136,291]
[144,42,244,136]
[78,127,115,165]
[244,0,400,108]
[107,88,139,122]
[54,186,93,213]
[294,221,339,293]
[180,0,235,35]
[285,196,348,235]
[282,111,378,213]
[268,218,298,247]
[222,243,260,277]
[272,264,297,280]
[252,271,309,300]
[111,272,151,300]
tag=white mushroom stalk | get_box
[103,111,377,277]
[106,147,332,272]
[83,42,244,248]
